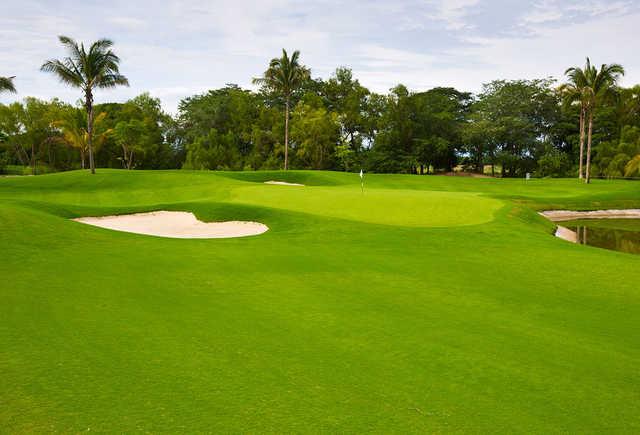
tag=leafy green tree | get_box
[618,85,640,128]
[412,87,471,173]
[178,85,263,169]
[41,36,129,174]
[322,67,370,152]
[465,79,560,177]
[182,129,242,170]
[0,98,66,174]
[594,126,640,177]
[462,114,498,175]
[369,85,415,173]
[113,119,148,169]
[248,105,282,170]
[0,76,16,94]
[290,99,340,169]
[253,49,310,170]
[91,94,177,169]
[537,144,571,177]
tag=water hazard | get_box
[562,219,640,255]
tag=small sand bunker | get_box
[264,180,304,186]
[73,211,268,239]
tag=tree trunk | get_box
[80,150,85,169]
[122,144,128,169]
[578,105,585,179]
[585,110,594,184]
[86,90,95,174]
[284,97,290,171]
[31,143,36,175]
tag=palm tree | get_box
[0,76,16,93]
[582,59,624,183]
[41,36,128,174]
[561,62,590,179]
[253,49,310,170]
[55,109,111,169]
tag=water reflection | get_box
[566,224,640,255]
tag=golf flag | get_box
[359,169,364,194]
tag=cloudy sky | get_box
[2,0,639,112]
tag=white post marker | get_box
[360,169,364,194]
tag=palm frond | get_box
[58,35,84,61]
[42,36,128,93]
[625,154,640,177]
[0,76,17,93]
[96,73,130,89]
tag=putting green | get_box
[1,170,639,432]
[232,185,503,227]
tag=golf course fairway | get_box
[1,170,639,432]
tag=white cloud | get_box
[107,17,149,30]
[1,0,639,113]
[431,0,480,30]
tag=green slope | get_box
[1,170,639,432]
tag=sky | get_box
[2,0,640,113]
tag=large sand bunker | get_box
[73,211,268,239]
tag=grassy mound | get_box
[1,170,639,432]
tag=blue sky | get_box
[2,0,639,112]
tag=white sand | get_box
[540,209,640,222]
[264,180,304,186]
[73,211,268,239]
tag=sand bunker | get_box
[540,209,640,222]
[73,211,268,239]
[264,180,304,186]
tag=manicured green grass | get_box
[1,170,639,432]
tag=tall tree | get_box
[323,67,370,151]
[41,36,128,174]
[0,76,16,94]
[579,59,624,183]
[464,79,558,177]
[561,60,590,179]
[253,49,310,170]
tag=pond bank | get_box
[540,209,640,222]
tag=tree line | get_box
[2,36,640,180]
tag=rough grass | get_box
[1,170,639,432]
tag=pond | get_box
[561,219,640,255]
